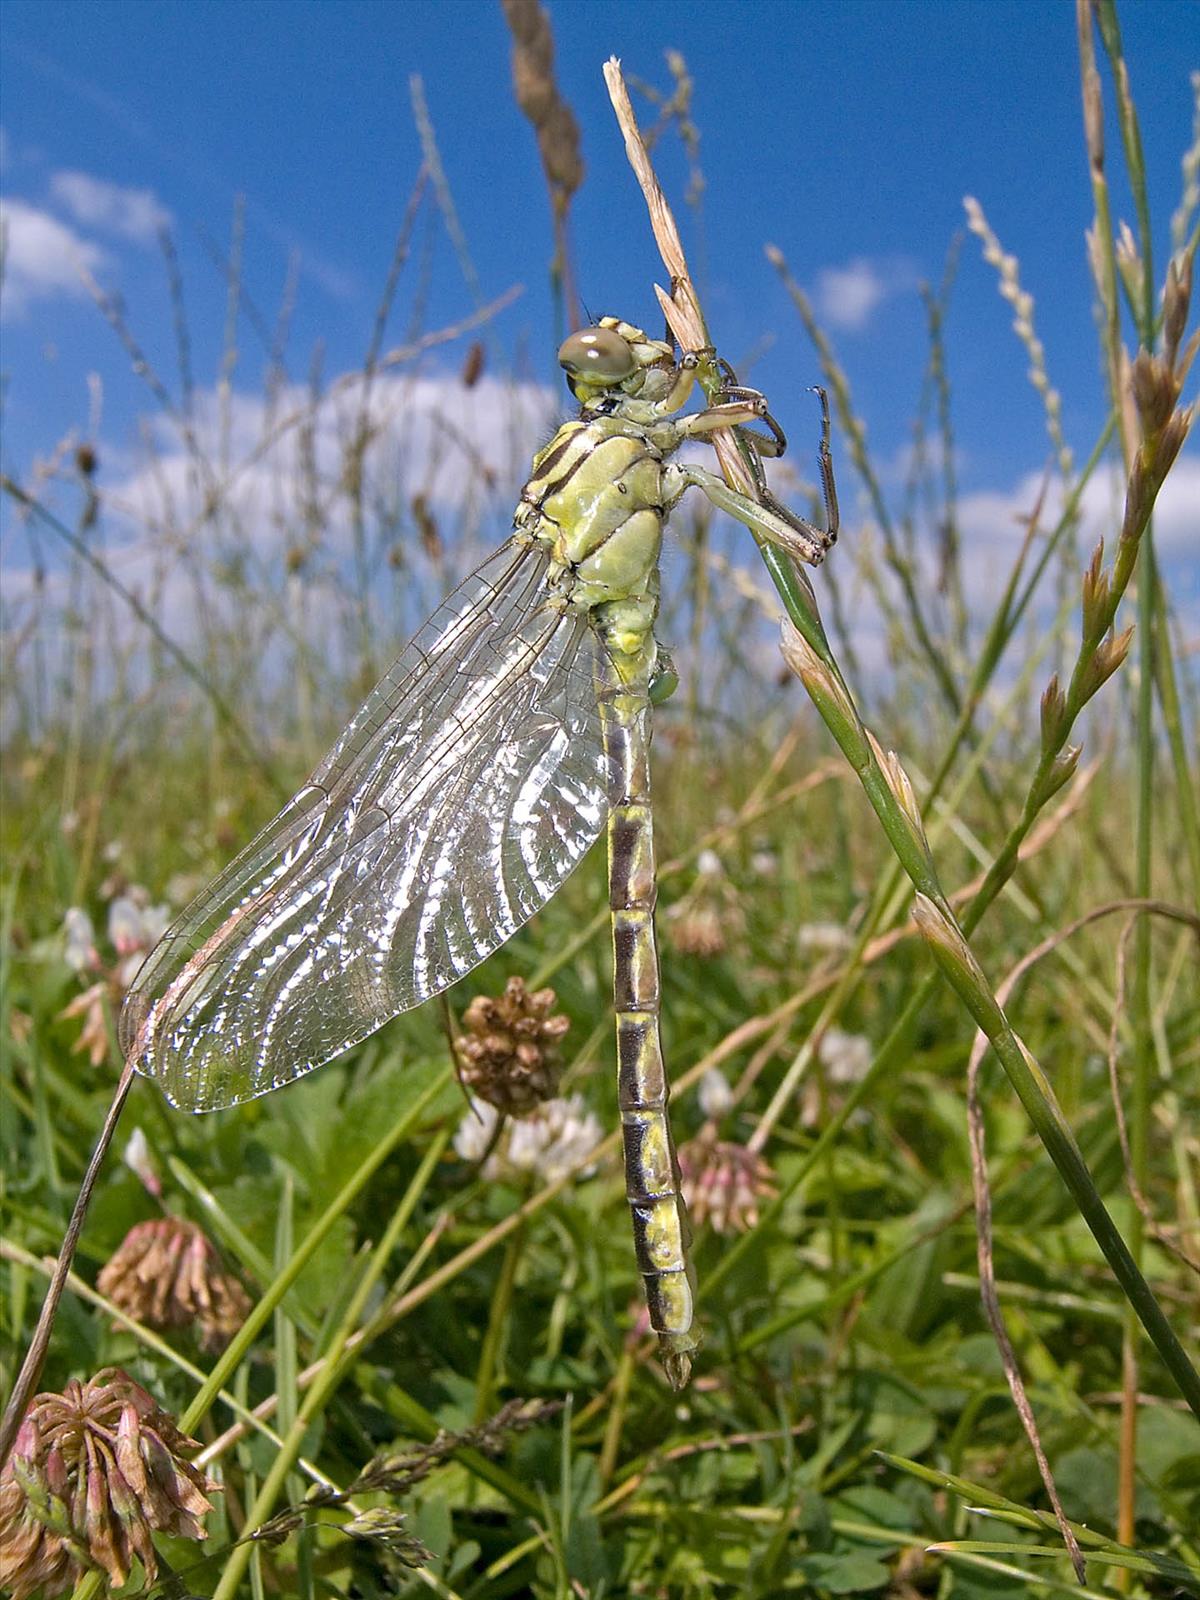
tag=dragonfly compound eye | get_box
[557,326,639,385]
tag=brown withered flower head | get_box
[666,850,745,958]
[455,976,570,1116]
[0,1368,217,1598]
[98,1217,251,1352]
[678,1128,776,1236]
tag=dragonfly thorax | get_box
[515,411,666,664]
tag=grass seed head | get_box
[779,620,870,770]
[912,894,1005,1037]
[1040,674,1068,752]
[866,730,933,867]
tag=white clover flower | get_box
[797,921,853,954]
[165,871,204,906]
[107,893,170,956]
[750,849,778,879]
[121,1127,162,1196]
[818,1027,872,1085]
[453,1099,502,1165]
[504,1094,603,1182]
[454,1094,603,1184]
[697,1067,734,1119]
[108,893,171,986]
[63,907,97,973]
[695,849,724,879]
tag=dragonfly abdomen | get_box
[597,670,699,1389]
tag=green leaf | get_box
[797,1547,892,1593]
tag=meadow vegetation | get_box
[1,4,1197,1595]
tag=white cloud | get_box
[0,197,107,317]
[2,364,562,714]
[49,170,171,242]
[813,256,917,332]
[958,455,1199,572]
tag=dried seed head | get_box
[460,340,485,389]
[965,194,1072,475]
[679,1130,776,1236]
[668,901,726,957]
[455,976,570,1115]
[666,853,744,958]
[59,981,109,1068]
[502,0,584,203]
[411,493,442,561]
[97,1218,251,1352]
[0,1418,80,1600]
[1080,51,1104,164]
[0,1370,216,1597]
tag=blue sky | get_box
[1,0,1195,654]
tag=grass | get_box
[2,4,1198,1596]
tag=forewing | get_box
[120,540,609,1111]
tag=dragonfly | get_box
[120,316,838,1388]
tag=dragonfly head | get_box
[558,317,674,404]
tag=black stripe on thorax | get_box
[532,422,587,483]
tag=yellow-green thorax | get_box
[509,315,695,685]
[514,413,666,675]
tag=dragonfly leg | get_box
[644,350,703,416]
[664,386,838,564]
[712,383,790,459]
[663,462,836,565]
[668,397,775,442]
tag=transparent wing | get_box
[120,539,609,1112]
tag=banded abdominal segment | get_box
[597,665,698,1387]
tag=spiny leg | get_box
[662,387,839,566]
[705,360,837,541]
[711,357,791,460]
